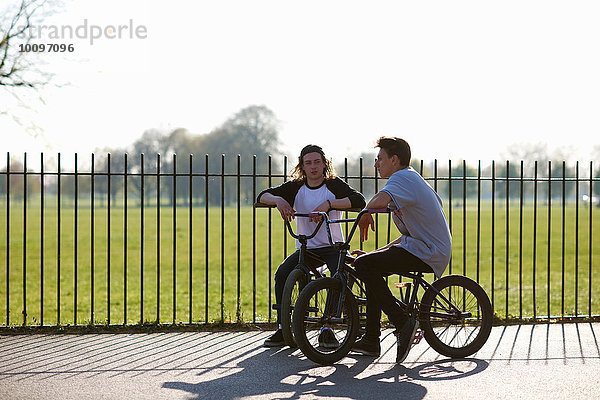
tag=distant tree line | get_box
[1,106,600,207]
[0,105,286,206]
[90,104,285,206]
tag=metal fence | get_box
[0,152,599,327]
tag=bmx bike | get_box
[291,208,494,365]
[254,203,363,347]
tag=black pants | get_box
[354,246,433,339]
[274,246,341,324]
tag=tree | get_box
[0,159,40,201]
[129,128,172,206]
[494,160,522,202]
[158,128,199,207]
[0,0,53,90]
[334,152,377,200]
[91,105,284,207]
[218,104,281,156]
[1,0,61,139]
[200,105,283,205]
[592,145,600,205]
[445,160,479,205]
[93,149,128,206]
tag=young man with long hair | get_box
[257,144,365,347]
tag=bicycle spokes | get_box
[292,278,360,364]
[419,275,492,358]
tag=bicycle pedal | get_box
[413,329,424,344]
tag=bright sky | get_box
[2,0,600,166]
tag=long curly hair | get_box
[290,144,337,182]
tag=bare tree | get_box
[0,0,53,90]
[1,0,62,142]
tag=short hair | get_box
[291,144,336,182]
[376,137,411,166]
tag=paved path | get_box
[1,323,599,399]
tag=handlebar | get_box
[253,202,390,214]
[253,202,363,213]
[254,202,396,245]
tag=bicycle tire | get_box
[419,275,493,358]
[281,268,309,347]
[292,277,359,365]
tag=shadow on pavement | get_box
[162,345,488,399]
[2,324,600,400]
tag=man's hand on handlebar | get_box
[310,201,331,222]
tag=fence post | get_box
[91,153,95,325]
[107,153,111,324]
[40,153,44,326]
[140,153,144,324]
[188,154,193,324]
[172,153,177,324]
[156,153,161,323]
[74,153,78,326]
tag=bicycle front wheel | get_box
[292,277,359,365]
[419,275,493,358]
[281,268,310,347]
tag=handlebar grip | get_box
[293,212,326,218]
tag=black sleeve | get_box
[326,177,366,209]
[256,181,302,207]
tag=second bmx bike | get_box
[291,208,494,365]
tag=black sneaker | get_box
[318,328,340,349]
[351,335,381,357]
[395,317,419,363]
[263,329,285,347]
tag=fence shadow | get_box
[483,322,600,364]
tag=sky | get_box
[2,0,600,167]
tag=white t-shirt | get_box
[257,177,366,249]
[293,184,344,248]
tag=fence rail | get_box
[0,152,599,327]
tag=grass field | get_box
[0,199,599,326]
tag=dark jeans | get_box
[354,246,433,339]
[274,246,341,324]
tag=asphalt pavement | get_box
[1,323,599,399]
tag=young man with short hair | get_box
[351,137,452,363]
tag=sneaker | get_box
[263,329,285,347]
[395,317,419,363]
[318,328,340,349]
[351,335,381,357]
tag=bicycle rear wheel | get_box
[281,268,310,347]
[419,275,493,358]
[292,277,359,365]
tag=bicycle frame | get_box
[290,206,493,365]
[254,203,365,277]
[255,204,470,324]
[332,265,474,323]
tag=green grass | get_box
[0,199,599,326]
